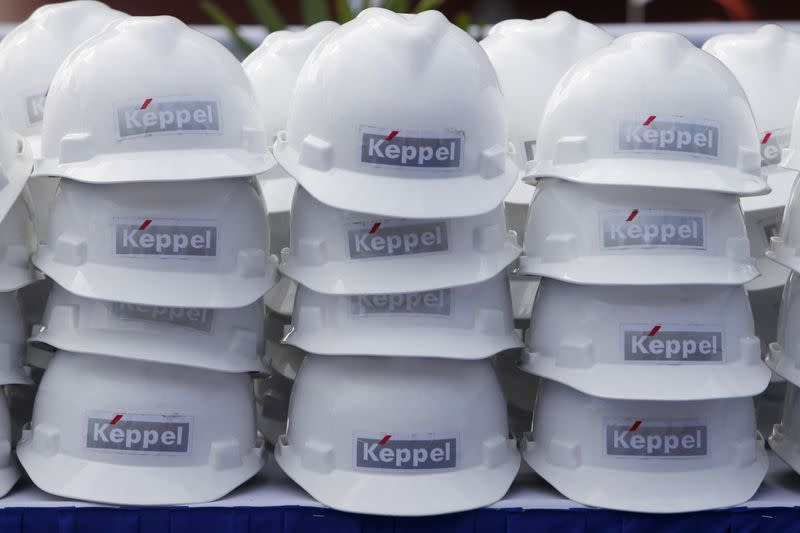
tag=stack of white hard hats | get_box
[517,32,771,512]
[269,8,521,516]
[16,13,279,505]
[480,11,612,448]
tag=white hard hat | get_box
[264,276,296,317]
[33,178,279,308]
[0,292,33,386]
[523,380,768,513]
[33,16,274,184]
[275,355,519,516]
[0,114,33,228]
[480,11,612,228]
[281,186,519,295]
[0,193,38,292]
[519,178,756,285]
[0,393,21,498]
[264,310,305,380]
[521,280,768,400]
[769,382,800,474]
[285,272,521,359]
[274,8,517,219]
[527,32,768,197]
[510,276,539,327]
[766,272,800,386]
[256,165,295,255]
[29,283,265,373]
[0,1,127,160]
[767,176,800,273]
[17,351,265,505]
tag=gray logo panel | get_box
[360,128,463,168]
[26,93,46,125]
[347,222,448,259]
[623,327,723,362]
[116,98,220,139]
[86,414,191,454]
[618,117,718,157]
[114,222,218,257]
[110,303,214,332]
[350,290,451,317]
[760,129,790,167]
[602,210,705,249]
[355,435,457,470]
[606,423,708,457]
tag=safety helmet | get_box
[285,272,520,359]
[0,393,21,498]
[264,310,305,380]
[34,16,273,184]
[264,277,296,317]
[274,8,517,219]
[0,114,32,227]
[29,283,265,373]
[480,12,612,240]
[275,355,519,516]
[524,380,768,513]
[509,276,539,330]
[526,32,767,197]
[519,178,756,285]
[33,178,278,308]
[768,382,800,475]
[0,193,38,292]
[766,273,800,386]
[767,176,800,273]
[281,186,520,295]
[0,293,32,386]
[256,163,294,255]
[17,351,265,505]
[522,280,767,400]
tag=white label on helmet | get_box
[350,289,452,317]
[109,302,214,333]
[360,126,463,169]
[346,218,448,259]
[600,209,706,249]
[353,432,458,471]
[115,96,222,139]
[25,92,46,125]
[605,417,708,457]
[617,115,719,158]
[113,217,219,258]
[85,411,192,455]
[760,128,790,168]
[620,323,724,363]
[523,140,536,161]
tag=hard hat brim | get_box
[522,433,768,513]
[767,344,800,388]
[504,178,535,206]
[256,172,296,215]
[263,276,296,317]
[266,339,304,381]
[746,256,789,292]
[33,250,280,309]
[741,167,795,213]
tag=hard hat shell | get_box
[274,8,517,219]
[17,351,265,505]
[285,272,521,359]
[33,178,279,308]
[523,380,768,513]
[34,16,274,183]
[29,283,265,373]
[0,1,127,160]
[0,115,34,229]
[768,382,800,474]
[281,186,520,295]
[256,166,295,254]
[526,32,768,197]
[263,276,296,317]
[767,174,800,273]
[766,272,800,386]
[0,393,21,498]
[744,195,789,292]
[510,275,539,326]
[264,310,305,381]
[521,280,768,400]
[0,193,38,292]
[275,355,520,516]
[480,11,612,224]
[519,178,757,285]
[0,292,33,386]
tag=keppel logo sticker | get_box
[110,302,214,332]
[354,432,458,471]
[760,128,790,167]
[25,92,46,125]
[360,126,463,169]
[350,289,452,317]
[114,217,219,258]
[86,411,192,455]
[115,96,221,139]
[601,209,706,249]
[617,114,719,158]
[347,218,448,259]
[621,323,723,363]
[605,417,708,457]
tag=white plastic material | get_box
[274,8,517,219]
[30,283,265,373]
[17,351,265,505]
[34,16,274,183]
[527,32,768,196]
[767,176,800,273]
[519,178,757,285]
[0,116,33,228]
[33,178,278,308]
[264,311,305,381]
[276,355,519,516]
[281,186,520,295]
[0,193,38,292]
[769,382,800,474]
[264,277,296,317]
[285,272,520,359]
[481,12,611,239]
[510,276,539,326]
[523,380,768,513]
[521,280,768,400]
[0,394,21,498]
[0,293,32,386]
[766,273,800,386]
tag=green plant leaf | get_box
[199,0,255,54]
[454,10,471,33]
[246,0,286,32]
[301,0,332,25]
[334,0,355,22]
[413,0,444,13]
[384,0,410,12]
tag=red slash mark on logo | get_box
[647,325,661,337]
[369,222,381,234]
[385,130,399,141]
[140,98,153,110]
[138,219,152,231]
[378,435,392,445]
[629,420,642,432]
[643,115,656,126]
[762,132,772,145]
[110,414,123,425]
[626,209,639,222]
